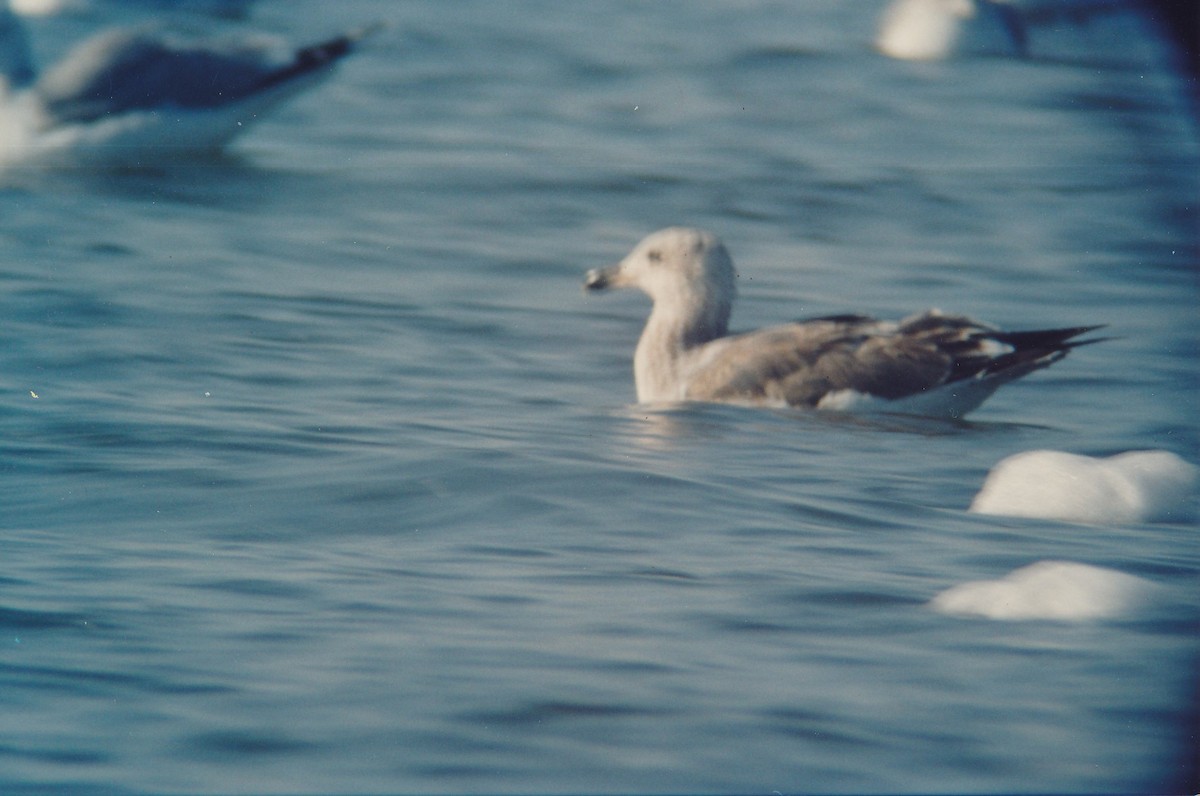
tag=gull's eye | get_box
[646,249,663,264]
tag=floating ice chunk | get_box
[930,560,1154,620]
[969,450,1198,525]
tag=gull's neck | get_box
[633,288,731,403]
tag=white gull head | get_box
[585,227,737,403]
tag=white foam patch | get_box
[930,560,1154,621]
[969,449,1198,525]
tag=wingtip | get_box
[1059,324,1112,349]
[993,324,1109,350]
[290,22,387,74]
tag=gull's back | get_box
[682,312,1099,417]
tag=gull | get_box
[0,5,379,163]
[875,0,1028,61]
[583,227,1103,418]
[874,0,1142,62]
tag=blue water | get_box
[2,0,1198,792]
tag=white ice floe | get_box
[930,560,1154,620]
[583,227,1101,419]
[970,449,1199,524]
[0,4,378,167]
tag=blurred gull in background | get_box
[875,0,1199,119]
[872,0,1188,61]
[0,3,379,166]
[875,0,1029,60]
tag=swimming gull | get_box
[583,227,1103,418]
[0,6,379,163]
[874,0,1147,61]
[875,0,1028,60]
